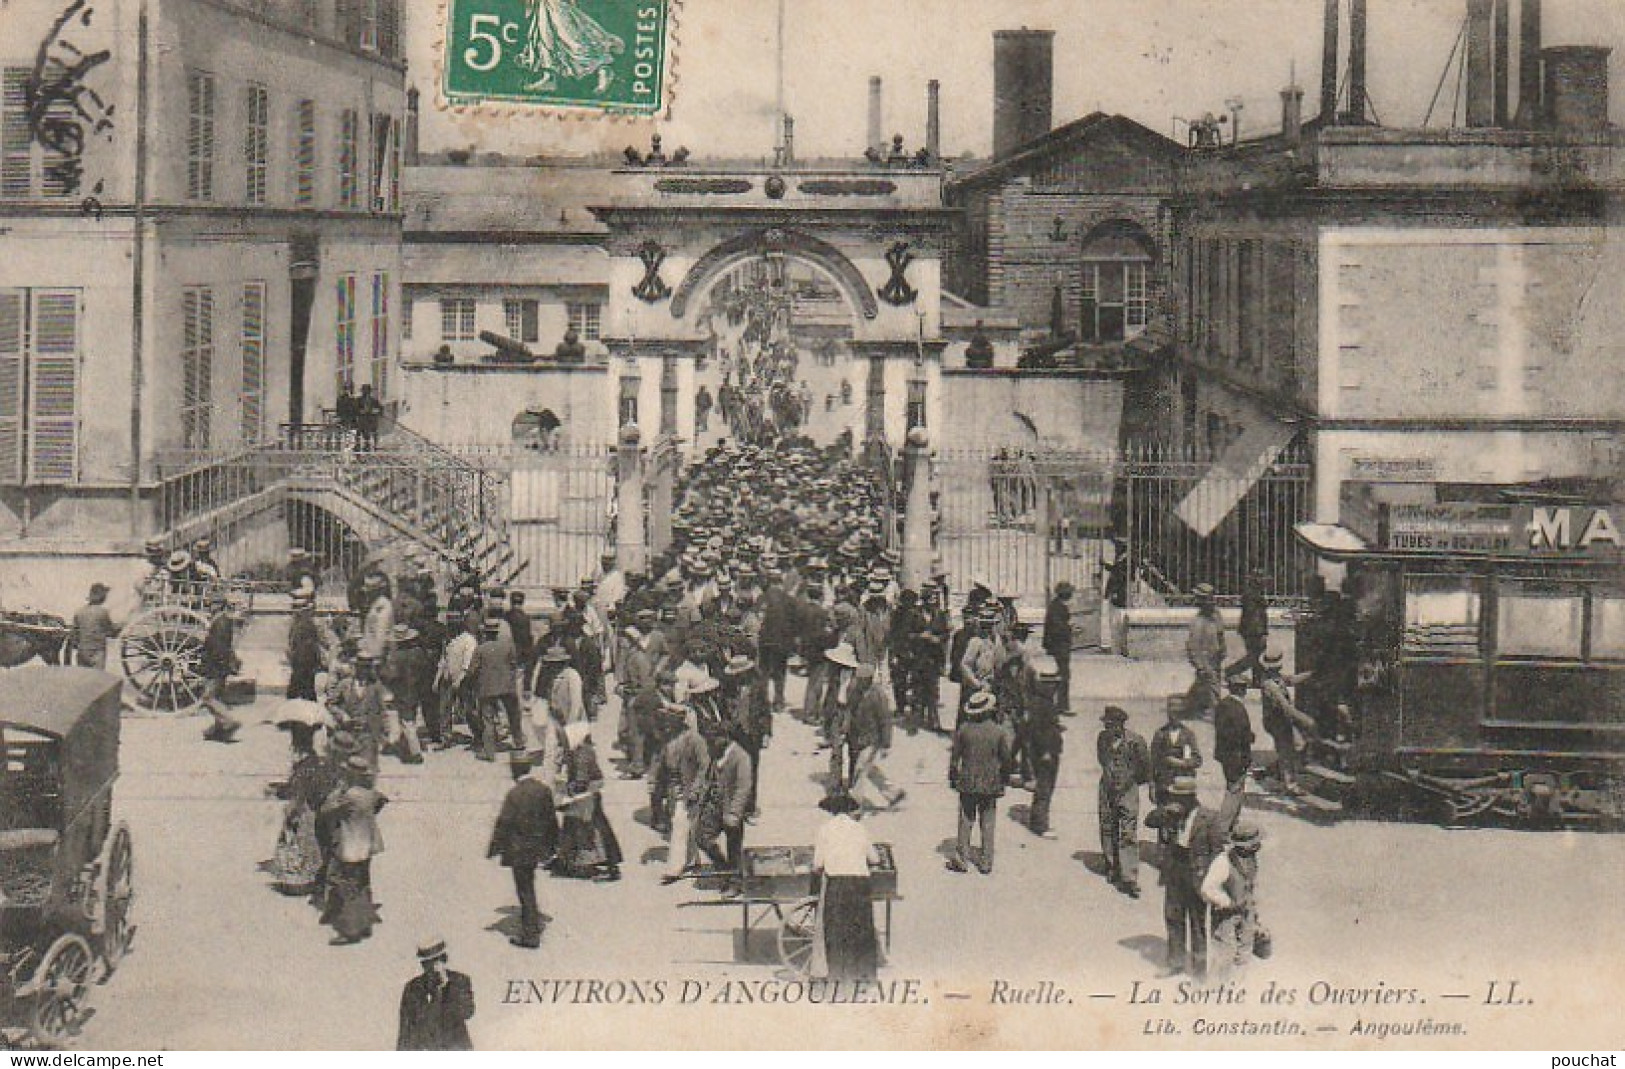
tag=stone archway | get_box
[669,228,880,322]
[590,164,955,454]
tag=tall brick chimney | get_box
[1466,0,1496,126]
[1514,0,1543,127]
[867,76,884,156]
[1320,0,1340,122]
[993,28,1054,158]
[926,79,942,162]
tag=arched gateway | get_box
[589,163,954,452]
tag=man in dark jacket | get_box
[1097,704,1151,896]
[286,591,324,701]
[757,571,797,712]
[487,755,559,948]
[1042,581,1075,710]
[1026,656,1066,838]
[398,937,474,1049]
[506,591,536,699]
[946,690,1011,875]
[1214,673,1256,789]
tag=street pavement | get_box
[72,653,1625,1050]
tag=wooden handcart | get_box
[738,844,899,977]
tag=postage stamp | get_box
[441,0,674,115]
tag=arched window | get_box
[1079,221,1155,344]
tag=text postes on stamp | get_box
[442,0,671,115]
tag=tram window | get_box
[1496,581,1583,660]
[1590,593,1625,661]
[1402,575,1482,658]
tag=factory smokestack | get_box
[993,28,1054,158]
[1514,0,1543,127]
[1347,0,1368,123]
[1320,0,1340,122]
[1494,0,1511,125]
[867,76,884,156]
[405,86,420,165]
[926,79,942,162]
[1466,0,1495,126]
[1543,45,1611,131]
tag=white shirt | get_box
[441,631,477,687]
[1201,850,1234,909]
[1176,807,1202,850]
[812,814,878,877]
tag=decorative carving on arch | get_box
[669,229,880,320]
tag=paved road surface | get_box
[71,659,1625,1049]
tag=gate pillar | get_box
[900,427,934,591]
[615,423,647,575]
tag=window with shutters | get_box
[566,302,601,341]
[293,100,317,205]
[0,288,82,485]
[377,0,401,58]
[369,114,394,212]
[3,67,75,199]
[244,84,270,205]
[241,282,266,444]
[338,108,359,208]
[504,298,540,344]
[181,287,214,450]
[440,298,476,342]
[186,71,216,201]
[370,273,389,398]
[401,296,413,339]
[299,0,318,29]
[336,274,357,392]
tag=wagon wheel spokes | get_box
[28,933,94,1048]
[100,824,135,972]
[776,896,820,977]
[120,607,211,711]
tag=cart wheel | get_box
[120,606,211,712]
[776,896,820,977]
[99,825,135,974]
[28,933,94,1048]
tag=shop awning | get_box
[1292,522,1371,561]
[1174,419,1299,537]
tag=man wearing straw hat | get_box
[397,937,474,1050]
[947,690,1010,875]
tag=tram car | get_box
[1295,491,1624,827]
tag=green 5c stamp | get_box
[443,0,672,114]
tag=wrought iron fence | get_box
[442,443,615,594]
[1119,441,1314,607]
[934,447,1114,614]
[931,441,1314,613]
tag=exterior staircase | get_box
[153,422,527,591]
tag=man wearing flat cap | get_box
[397,937,474,1050]
[1042,581,1075,711]
[1097,705,1151,896]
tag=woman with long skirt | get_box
[319,756,388,945]
[271,723,333,897]
[553,721,623,881]
[811,791,879,980]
